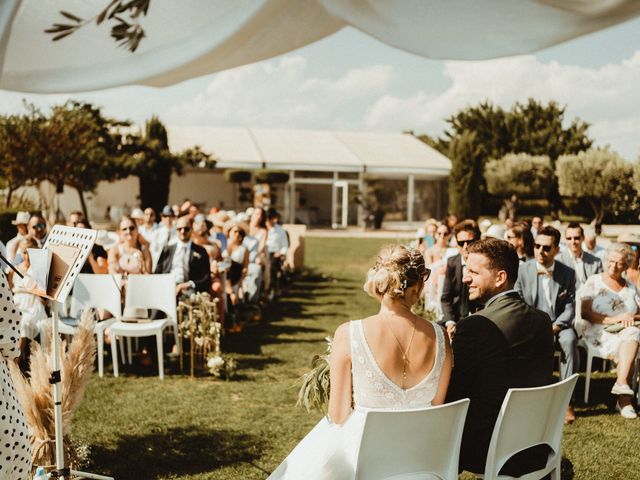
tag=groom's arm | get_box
[446,315,479,402]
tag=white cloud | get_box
[164,51,640,159]
[364,52,640,159]
[164,56,393,129]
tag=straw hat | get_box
[224,220,249,237]
[11,211,31,225]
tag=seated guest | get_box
[5,211,30,262]
[10,237,48,366]
[583,228,606,263]
[440,219,481,339]
[138,207,159,242]
[224,223,250,307]
[151,205,177,268]
[558,222,602,290]
[76,220,108,274]
[192,217,225,321]
[530,215,543,238]
[424,224,455,266]
[515,225,577,423]
[66,210,85,227]
[447,238,554,476]
[505,222,534,263]
[27,214,47,248]
[108,216,152,276]
[155,216,211,296]
[579,243,640,419]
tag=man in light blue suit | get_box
[558,222,602,291]
[515,225,577,422]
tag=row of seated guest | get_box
[433,216,639,420]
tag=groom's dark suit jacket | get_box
[446,291,554,475]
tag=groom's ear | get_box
[494,270,508,289]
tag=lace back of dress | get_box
[349,320,444,410]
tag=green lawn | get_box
[73,238,639,479]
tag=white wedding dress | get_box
[269,319,446,480]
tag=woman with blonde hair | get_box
[107,216,152,276]
[578,242,640,419]
[269,244,452,479]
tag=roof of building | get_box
[167,127,451,177]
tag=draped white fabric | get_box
[0,0,638,93]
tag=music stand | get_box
[39,226,114,480]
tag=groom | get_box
[446,238,555,476]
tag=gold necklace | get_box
[386,315,418,387]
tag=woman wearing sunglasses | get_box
[108,216,152,276]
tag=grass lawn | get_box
[73,237,639,479]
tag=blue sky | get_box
[1,16,639,159]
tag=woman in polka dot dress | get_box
[0,271,31,479]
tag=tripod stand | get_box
[37,227,113,480]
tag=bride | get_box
[269,244,452,479]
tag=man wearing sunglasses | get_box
[441,219,481,339]
[515,225,578,423]
[154,216,211,296]
[27,214,48,248]
[558,222,602,290]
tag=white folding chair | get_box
[109,274,178,380]
[42,274,122,378]
[354,399,470,480]
[481,374,579,480]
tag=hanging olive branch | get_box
[44,0,151,53]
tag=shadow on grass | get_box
[86,426,261,480]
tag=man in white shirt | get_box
[266,209,289,298]
[530,215,543,238]
[515,225,577,423]
[138,207,159,242]
[583,229,606,264]
[558,222,602,290]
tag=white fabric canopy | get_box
[0,0,638,93]
[168,127,452,176]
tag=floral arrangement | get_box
[178,291,238,378]
[206,353,237,380]
[178,292,222,352]
[296,336,332,413]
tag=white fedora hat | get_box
[11,211,31,225]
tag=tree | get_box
[426,98,593,218]
[0,106,44,207]
[39,101,129,218]
[123,117,215,213]
[485,153,553,198]
[446,130,484,219]
[557,149,638,228]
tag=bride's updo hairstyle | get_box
[364,244,430,300]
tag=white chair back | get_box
[355,399,470,480]
[483,374,579,480]
[69,274,122,319]
[124,274,176,323]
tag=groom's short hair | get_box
[467,238,519,284]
